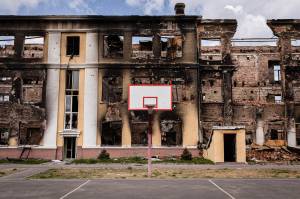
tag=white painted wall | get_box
[256,119,264,146]
[43,33,61,148]
[83,68,98,148]
[83,32,99,148]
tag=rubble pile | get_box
[247,145,300,162]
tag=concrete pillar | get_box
[153,33,161,58]
[256,119,264,146]
[287,119,297,147]
[15,33,25,58]
[83,33,99,148]
[83,68,98,147]
[182,31,197,63]
[43,32,61,148]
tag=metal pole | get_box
[147,112,152,178]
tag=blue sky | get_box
[1,0,300,39]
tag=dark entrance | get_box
[224,134,236,162]
[64,137,76,159]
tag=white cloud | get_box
[0,0,46,14]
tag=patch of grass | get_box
[31,168,300,179]
[0,159,49,164]
[0,168,20,177]
[72,157,213,165]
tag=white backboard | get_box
[128,85,172,111]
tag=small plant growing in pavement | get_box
[98,149,110,160]
[181,148,192,160]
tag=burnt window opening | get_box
[65,70,79,130]
[267,94,282,103]
[201,39,221,47]
[101,121,122,146]
[296,124,300,146]
[291,39,300,47]
[23,36,44,58]
[132,36,153,59]
[0,76,12,84]
[160,112,182,146]
[270,129,279,140]
[102,76,122,103]
[0,94,10,102]
[19,128,42,145]
[233,81,237,87]
[66,36,80,56]
[131,123,148,146]
[268,61,281,83]
[22,76,44,104]
[209,80,214,87]
[274,65,281,82]
[0,36,15,58]
[161,36,183,59]
[104,35,124,58]
[0,128,9,145]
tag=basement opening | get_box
[224,134,236,162]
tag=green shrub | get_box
[98,149,110,160]
[181,148,192,160]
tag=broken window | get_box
[104,35,124,58]
[201,39,221,46]
[267,94,282,103]
[132,36,153,59]
[23,36,44,58]
[19,128,42,145]
[274,65,281,82]
[0,36,15,58]
[66,36,80,56]
[101,121,122,146]
[102,76,122,103]
[160,112,182,146]
[291,39,300,47]
[0,94,9,102]
[131,123,148,146]
[0,128,9,145]
[64,70,79,129]
[161,36,182,59]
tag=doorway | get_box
[64,137,76,159]
[224,134,236,162]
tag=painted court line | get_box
[208,179,235,199]
[60,180,90,199]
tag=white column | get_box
[256,119,264,146]
[83,32,99,148]
[288,119,297,147]
[43,32,61,148]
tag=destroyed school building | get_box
[0,3,300,162]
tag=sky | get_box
[0,0,300,39]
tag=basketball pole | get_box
[147,108,153,178]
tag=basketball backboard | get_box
[128,84,172,111]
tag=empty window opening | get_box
[201,39,221,46]
[202,93,206,101]
[270,129,279,140]
[101,121,122,146]
[131,123,148,146]
[0,36,15,58]
[0,76,12,84]
[0,94,9,102]
[132,36,153,59]
[224,134,236,162]
[161,36,182,59]
[19,128,42,145]
[102,76,122,103]
[275,95,282,103]
[104,35,124,58]
[267,94,282,103]
[65,71,79,130]
[66,36,80,56]
[160,112,182,147]
[64,137,76,159]
[0,128,9,145]
[23,36,44,58]
[274,65,281,81]
[291,39,300,47]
